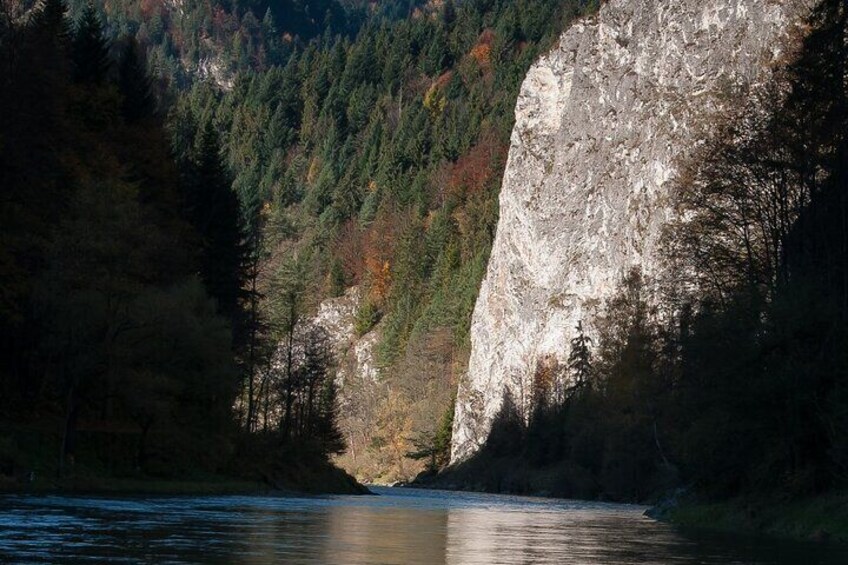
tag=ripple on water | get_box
[0,488,846,564]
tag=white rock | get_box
[451,0,812,463]
[312,286,380,385]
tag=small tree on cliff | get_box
[568,321,593,395]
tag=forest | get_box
[0,0,353,491]
[166,0,599,481]
[0,0,599,488]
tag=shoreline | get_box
[415,471,848,545]
[657,493,848,544]
[1,476,270,497]
[0,472,371,498]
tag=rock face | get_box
[312,287,384,478]
[313,287,380,387]
[451,0,811,462]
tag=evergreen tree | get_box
[567,320,593,394]
[442,0,457,27]
[317,377,345,455]
[187,121,246,328]
[72,2,111,84]
[34,0,71,46]
[118,37,155,122]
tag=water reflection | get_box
[0,487,845,564]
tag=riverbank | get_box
[419,462,848,545]
[0,471,369,497]
[660,493,848,544]
[0,475,265,496]
[1,426,370,497]
[0,458,370,497]
[414,456,655,500]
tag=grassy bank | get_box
[666,493,848,543]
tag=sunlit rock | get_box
[313,286,381,386]
[452,0,812,462]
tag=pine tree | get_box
[72,2,111,84]
[187,121,246,328]
[34,0,71,46]
[442,0,457,27]
[568,320,593,392]
[317,374,345,455]
[118,37,155,122]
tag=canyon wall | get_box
[451,0,812,462]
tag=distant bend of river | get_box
[0,487,845,564]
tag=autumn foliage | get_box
[448,129,508,197]
[469,29,495,71]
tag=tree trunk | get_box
[246,259,259,432]
[282,311,296,439]
[136,418,153,472]
[58,379,77,479]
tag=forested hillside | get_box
[179,0,598,481]
[0,0,356,491]
[1,0,599,485]
[62,0,424,88]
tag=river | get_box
[0,487,844,564]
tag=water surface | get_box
[0,487,844,564]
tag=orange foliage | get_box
[361,207,399,304]
[532,355,560,408]
[366,257,392,304]
[469,29,495,71]
[434,70,454,90]
[331,212,397,302]
[470,43,492,69]
[139,0,164,20]
[448,129,507,196]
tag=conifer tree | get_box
[118,37,155,122]
[442,0,457,27]
[72,2,111,84]
[568,320,593,392]
[187,121,246,329]
[317,376,345,455]
[34,0,71,46]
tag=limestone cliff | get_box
[313,288,392,481]
[452,0,812,462]
[313,287,380,388]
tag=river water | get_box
[0,487,844,564]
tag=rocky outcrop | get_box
[313,287,380,386]
[451,0,812,462]
[196,55,234,91]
